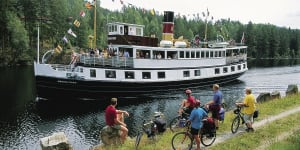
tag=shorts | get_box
[111,124,121,130]
[209,105,221,119]
[190,127,200,135]
[243,114,254,124]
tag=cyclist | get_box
[235,88,256,132]
[205,84,223,130]
[105,98,130,143]
[187,99,207,150]
[179,89,196,116]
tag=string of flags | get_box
[54,0,214,54]
[54,1,92,54]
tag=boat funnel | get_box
[162,11,174,43]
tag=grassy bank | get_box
[94,94,300,150]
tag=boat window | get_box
[238,65,241,70]
[185,51,190,58]
[210,51,214,58]
[105,70,116,78]
[125,71,135,79]
[223,67,228,73]
[221,51,225,57]
[136,28,142,36]
[142,72,151,79]
[194,70,201,76]
[158,72,165,79]
[191,51,195,58]
[215,51,219,57]
[196,51,200,58]
[90,69,96,78]
[167,51,177,59]
[201,51,205,58]
[179,51,184,58]
[153,51,164,59]
[183,71,190,77]
[243,64,246,69]
[214,68,220,74]
[120,26,123,35]
[231,66,235,72]
[206,51,209,58]
[80,68,83,73]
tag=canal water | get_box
[0,59,300,150]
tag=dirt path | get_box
[206,106,300,149]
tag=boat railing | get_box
[78,55,134,68]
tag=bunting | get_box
[85,2,93,9]
[150,9,155,16]
[68,28,77,38]
[54,45,62,53]
[241,32,245,44]
[73,19,81,27]
[80,10,86,17]
[62,36,69,43]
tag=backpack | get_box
[219,108,225,121]
[153,117,166,133]
[253,109,259,118]
[202,117,215,132]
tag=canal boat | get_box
[34,11,247,100]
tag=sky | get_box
[98,0,300,29]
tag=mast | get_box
[37,23,40,64]
[93,0,97,50]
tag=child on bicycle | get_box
[187,99,208,150]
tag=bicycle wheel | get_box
[171,132,193,150]
[231,116,240,133]
[135,132,143,150]
[169,116,185,132]
[201,130,216,146]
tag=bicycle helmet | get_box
[185,89,192,94]
[195,99,201,107]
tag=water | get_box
[0,59,300,150]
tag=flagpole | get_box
[94,0,97,50]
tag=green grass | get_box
[265,130,300,150]
[93,94,300,150]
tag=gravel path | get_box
[205,106,300,149]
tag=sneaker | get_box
[249,128,254,132]
[245,128,250,132]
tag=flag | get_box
[150,9,155,15]
[73,19,80,27]
[80,11,85,17]
[68,28,77,38]
[54,45,62,53]
[241,32,245,44]
[62,36,68,43]
[85,2,93,9]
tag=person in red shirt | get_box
[105,98,129,143]
[179,89,196,115]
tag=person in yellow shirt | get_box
[236,88,256,132]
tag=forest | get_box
[1,0,300,66]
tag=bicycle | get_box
[231,105,246,133]
[135,112,166,150]
[171,118,217,150]
[169,106,191,132]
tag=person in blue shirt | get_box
[188,99,207,150]
[205,84,223,130]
